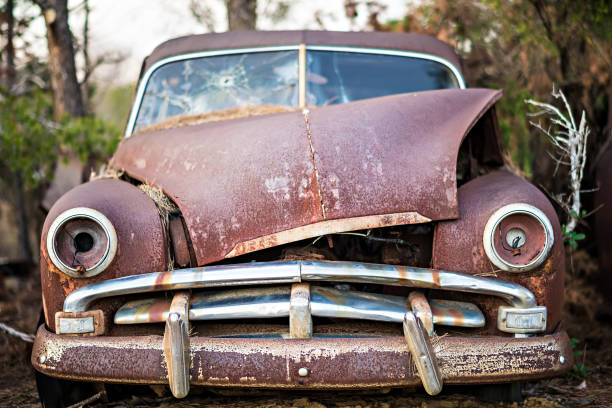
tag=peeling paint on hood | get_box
[111,88,503,265]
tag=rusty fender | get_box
[433,171,565,334]
[32,325,572,388]
[40,179,169,333]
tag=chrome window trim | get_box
[124,45,466,137]
[305,45,466,89]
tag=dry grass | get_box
[134,105,299,136]
[89,164,124,181]
[138,184,178,271]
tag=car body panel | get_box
[111,89,502,266]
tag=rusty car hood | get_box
[111,88,503,265]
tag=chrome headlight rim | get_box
[483,203,554,273]
[46,207,118,278]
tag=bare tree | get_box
[32,0,85,120]
[226,0,256,30]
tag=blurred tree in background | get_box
[364,0,610,180]
[0,0,119,263]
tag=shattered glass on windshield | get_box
[134,51,299,131]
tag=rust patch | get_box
[227,212,431,258]
[40,179,168,332]
[32,325,573,387]
[302,108,326,219]
[432,171,565,334]
[431,269,441,287]
[153,271,173,289]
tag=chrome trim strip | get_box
[305,45,466,89]
[125,45,465,137]
[300,261,536,308]
[65,260,535,313]
[64,261,301,313]
[163,292,190,398]
[114,285,486,328]
[403,311,443,395]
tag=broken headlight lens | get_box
[483,203,554,272]
[46,207,117,278]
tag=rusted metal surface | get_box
[54,310,104,336]
[111,89,502,266]
[226,212,430,258]
[169,216,191,267]
[432,171,565,334]
[40,178,168,332]
[32,324,572,387]
[289,283,312,338]
[408,291,433,336]
[142,31,464,78]
[163,292,190,398]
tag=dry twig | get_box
[526,87,590,233]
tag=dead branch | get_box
[526,86,590,233]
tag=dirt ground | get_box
[1,250,611,408]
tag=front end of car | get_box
[32,32,572,398]
[31,124,572,399]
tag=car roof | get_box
[141,30,463,78]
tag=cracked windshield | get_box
[134,50,459,131]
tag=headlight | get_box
[46,207,117,278]
[483,203,554,272]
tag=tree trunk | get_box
[13,171,33,262]
[4,0,15,88]
[226,0,256,30]
[37,0,85,119]
[4,0,33,262]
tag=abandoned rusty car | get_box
[32,31,572,400]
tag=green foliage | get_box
[0,88,120,189]
[562,218,586,249]
[496,82,533,176]
[569,338,591,377]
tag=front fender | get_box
[40,178,168,332]
[432,170,564,334]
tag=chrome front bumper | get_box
[48,260,552,398]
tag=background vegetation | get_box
[0,0,610,264]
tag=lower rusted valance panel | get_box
[32,326,571,388]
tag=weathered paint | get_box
[408,291,434,335]
[289,283,312,338]
[432,171,565,334]
[40,179,168,332]
[32,324,572,388]
[227,212,430,258]
[111,89,503,266]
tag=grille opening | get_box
[213,224,434,271]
